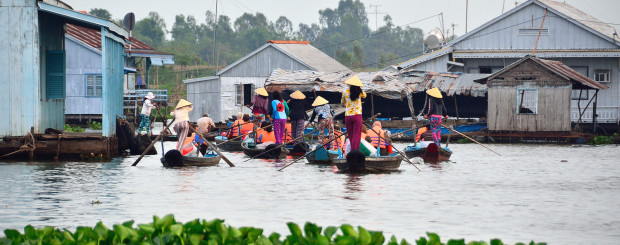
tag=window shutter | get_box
[46,51,66,99]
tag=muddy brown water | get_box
[1,142,619,244]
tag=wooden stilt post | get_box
[593,90,599,133]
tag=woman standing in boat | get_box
[287,90,307,143]
[422,87,448,147]
[171,99,193,151]
[137,92,157,135]
[341,75,366,151]
[307,96,335,145]
[270,90,289,145]
[247,87,270,121]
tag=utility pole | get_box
[213,0,218,70]
[368,4,385,68]
[465,0,469,33]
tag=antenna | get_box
[368,4,386,68]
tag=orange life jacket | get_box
[367,126,387,149]
[181,134,195,155]
[258,131,276,143]
[332,131,346,150]
[283,123,293,143]
[240,122,254,136]
[416,127,428,142]
[230,119,244,137]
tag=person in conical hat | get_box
[170,99,194,151]
[138,92,157,135]
[287,90,308,143]
[422,87,448,147]
[307,96,335,144]
[247,87,270,122]
[341,75,366,151]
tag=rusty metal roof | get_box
[265,69,489,99]
[65,24,171,56]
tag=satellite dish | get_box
[424,29,446,51]
[123,13,135,31]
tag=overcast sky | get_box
[65,0,619,38]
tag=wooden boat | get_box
[241,141,288,159]
[403,142,452,162]
[214,136,243,152]
[160,154,221,167]
[284,142,310,157]
[305,145,339,165]
[333,154,403,172]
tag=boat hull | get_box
[161,155,221,167]
[333,154,402,172]
[241,141,288,159]
[404,143,452,162]
[215,137,243,152]
[305,145,338,165]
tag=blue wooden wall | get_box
[101,28,125,137]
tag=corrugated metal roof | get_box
[265,69,488,99]
[481,55,609,90]
[65,24,171,56]
[272,43,351,73]
[539,0,618,41]
[396,46,452,69]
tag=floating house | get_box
[0,0,128,157]
[477,55,608,132]
[184,40,350,123]
[64,24,174,122]
[397,0,620,126]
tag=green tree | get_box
[89,8,111,20]
[133,12,166,48]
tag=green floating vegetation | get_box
[590,133,617,145]
[456,137,472,144]
[64,124,85,133]
[88,121,103,130]
[0,214,546,245]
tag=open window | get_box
[594,70,611,83]
[516,88,537,114]
[235,83,256,105]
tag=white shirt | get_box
[170,106,192,122]
[141,99,156,116]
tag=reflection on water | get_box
[1,142,620,244]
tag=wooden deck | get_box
[1,132,117,160]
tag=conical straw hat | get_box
[290,90,306,100]
[312,96,329,106]
[255,87,268,96]
[345,75,363,87]
[175,99,193,109]
[426,87,443,98]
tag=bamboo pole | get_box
[442,124,500,156]
[189,127,235,167]
[132,118,176,166]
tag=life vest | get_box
[258,131,276,143]
[331,131,345,150]
[181,134,196,155]
[367,126,387,149]
[416,127,428,142]
[230,119,243,137]
[240,122,254,136]
[284,123,293,143]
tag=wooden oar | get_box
[278,113,382,171]
[441,124,501,156]
[389,128,416,139]
[243,127,321,162]
[189,127,235,167]
[132,118,176,166]
[364,122,421,171]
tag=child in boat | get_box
[257,121,276,149]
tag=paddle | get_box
[189,127,235,167]
[278,113,382,171]
[389,127,416,139]
[243,127,321,162]
[132,117,176,166]
[442,124,501,156]
[364,122,421,171]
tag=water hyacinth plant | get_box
[0,214,546,245]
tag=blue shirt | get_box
[271,100,289,119]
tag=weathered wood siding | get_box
[187,78,221,122]
[487,60,572,132]
[101,29,125,137]
[219,46,311,77]
[38,12,66,132]
[0,1,41,136]
[65,37,103,115]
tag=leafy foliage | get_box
[88,121,103,130]
[590,133,617,145]
[64,124,85,133]
[0,215,545,245]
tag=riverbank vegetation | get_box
[1,214,545,245]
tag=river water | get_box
[1,142,619,244]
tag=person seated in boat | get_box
[239,114,254,140]
[307,96,335,145]
[257,121,276,149]
[227,112,244,139]
[180,123,198,156]
[367,121,392,156]
[416,125,434,148]
[192,124,210,156]
[330,125,346,151]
